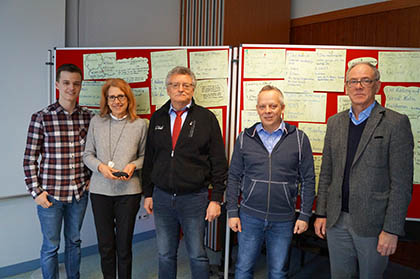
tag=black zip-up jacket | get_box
[142,99,228,202]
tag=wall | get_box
[0,0,66,271]
[221,0,384,46]
[291,0,388,19]
[223,0,290,46]
[67,0,180,47]
[290,1,420,48]
[179,0,225,46]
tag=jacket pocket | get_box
[241,179,297,215]
[243,180,257,203]
[269,182,297,213]
[241,179,268,212]
[364,137,387,168]
[367,190,389,226]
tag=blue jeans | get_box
[153,187,209,279]
[235,212,294,279]
[37,193,88,279]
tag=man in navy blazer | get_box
[314,62,414,278]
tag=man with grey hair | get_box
[314,62,414,278]
[142,66,228,279]
[227,85,315,278]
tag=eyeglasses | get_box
[108,94,127,102]
[345,78,378,88]
[167,83,194,90]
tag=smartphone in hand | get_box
[112,171,129,178]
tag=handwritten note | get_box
[190,50,229,79]
[315,49,346,92]
[83,53,149,82]
[285,51,316,93]
[379,51,420,82]
[384,86,420,118]
[384,86,420,183]
[337,95,381,112]
[194,79,228,107]
[132,87,151,115]
[298,123,327,153]
[283,93,327,122]
[241,110,260,130]
[314,155,322,194]
[209,108,224,136]
[151,49,188,79]
[243,80,286,110]
[79,81,105,107]
[243,49,286,78]
[115,57,149,83]
[150,79,169,106]
[348,57,377,68]
[84,52,116,80]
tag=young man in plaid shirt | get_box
[23,64,93,279]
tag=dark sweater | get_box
[341,119,367,212]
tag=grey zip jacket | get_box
[227,122,315,223]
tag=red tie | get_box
[172,110,186,149]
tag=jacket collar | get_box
[245,121,294,138]
[161,98,196,114]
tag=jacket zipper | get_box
[249,127,290,221]
[170,149,175,194]
[266,153,272,221]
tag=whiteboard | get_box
[237,44,420,220]
[54,46,233,151]
[0,0,65,198]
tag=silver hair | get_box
[346,62,380,81]
[165,66,197,88]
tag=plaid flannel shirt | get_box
[23,102,93,202]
